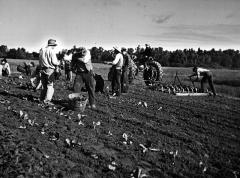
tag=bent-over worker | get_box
[189,67,216,96]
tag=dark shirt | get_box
[71,53,88,73]
[122,53,131,70]
[65,61,71,71]
[144,47,152,57]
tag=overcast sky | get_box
[0,0,240,52]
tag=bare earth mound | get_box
[0,75,239,178]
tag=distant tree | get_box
[1,44,239,68]
[232,54,240,68]
[90,47,104,63]
[220,54,232,68]
[16,48,27,59]
[101,50,113,62]
[7,48,17,59]
[25,53,33,60]
[32,52,39,60]
[0,45,8,57]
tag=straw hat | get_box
[113,46,121,52]
[48,39,57,46]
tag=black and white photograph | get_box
[0,0,240,177]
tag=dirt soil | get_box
[0,74,240,178]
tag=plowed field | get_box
[0,70,239,178]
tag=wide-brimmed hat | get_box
[48,39,57,46]
[113,46,121,52]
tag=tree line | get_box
[1,45,240,69]
[0,45,39,60]
[89,46,240,69]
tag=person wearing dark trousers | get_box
[63,50,73,82]
[72,47,96,109]
[111,68,122,96]
[189,67,216,96]
[121,48,130,93]
[110,47,123,96]
[24,62,35,76]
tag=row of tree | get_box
[0,45,39,60]
[89,46,240,69]
[1,45,240,69]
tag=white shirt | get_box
[63,53,73,62]
[2,63,11,75]
[39,46,60,69]
[112,53,123,69]
[195,68,209,78]
[72,49,93,71]
[78,50,91,64]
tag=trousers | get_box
[201,72,216,95]
[121,68,129,93]
[40,69,55,101]
[73,71,96,105]
[112,68,122,96]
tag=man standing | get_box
[144,44,153,58]
[63,50,73,82]
[121,48,130,93]
[110,47,123,96]
[71,47,96,109]
[140,44,153,66]
[39,39,60,105]
[189,66,216,96]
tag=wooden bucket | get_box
[68,93,88,112]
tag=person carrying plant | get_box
[71,47,96,109]
[189,66,216,96]
[30,64,42,91]
[39,39,60,105]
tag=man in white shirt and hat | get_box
[110,47,124,96]
[39,39,60,105]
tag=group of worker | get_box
[38,39,138,109]
[0,39,217,110]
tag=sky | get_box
[0,0,240,52]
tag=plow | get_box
[148,72,210,96]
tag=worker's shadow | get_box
[0,90,39,103]
[52,99,73,111]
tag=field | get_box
[0,61,240,177]
[7,59,240,98]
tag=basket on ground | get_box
[68,93,88,112]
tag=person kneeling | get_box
[1,58,11,77]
